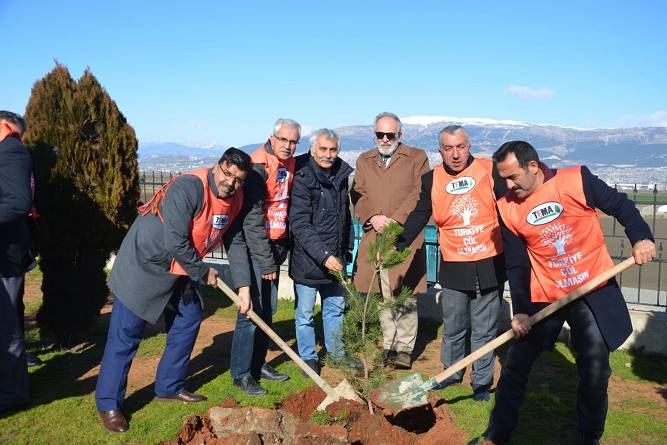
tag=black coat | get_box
[288,154,353,286]
[0,136,34,277]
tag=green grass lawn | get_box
[3,282,666,444]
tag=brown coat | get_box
[351,143,430,295]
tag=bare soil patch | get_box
[164,388,467,445]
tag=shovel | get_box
[216,277,363,410]
[372,257,637,412]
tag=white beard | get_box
[377,140,399,156]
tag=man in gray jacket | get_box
[95,148,253,433]
[230,119,300,395]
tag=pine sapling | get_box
[332,221,414,413]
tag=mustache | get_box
[319,156,335,163]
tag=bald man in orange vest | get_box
[481,141,656,445]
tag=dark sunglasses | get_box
[375,131,398,141]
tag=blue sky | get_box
[1,0,666,146]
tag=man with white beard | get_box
[350,112,429,369]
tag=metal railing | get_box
[140,171,667,312]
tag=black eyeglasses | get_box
[219,163,246,186]
[272,135,299,147]
[375,132,398,141]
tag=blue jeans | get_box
[230,260,278,379]
[440,283,500,391]
[294,282,345,361]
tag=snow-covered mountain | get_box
[138,116,667,178]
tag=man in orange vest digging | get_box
[398,125,506,402]
[95,148,253,433]
[481,141,655,445]
[230,119,300,396]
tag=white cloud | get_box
[505,85,554,100]
[618,110,667,127]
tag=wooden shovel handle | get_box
[433,257,636,385]
[216,278,338,397]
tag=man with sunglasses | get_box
[0,111,33,414]
[95,148,252,433]
[229,118,300,396]
[351,112,429,369]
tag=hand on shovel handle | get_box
[432,257,637,386]
[372,257,639,412]
[215,278,362,409]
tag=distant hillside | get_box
[138,117,667,183]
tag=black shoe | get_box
[26,352,42,368]
[393,351,412,369]
[473,390,491,402]
[233,375,267,396]
[302,359,320,377]
[155,389,207,403]
[382,349,396,365]
[260,363,289,381]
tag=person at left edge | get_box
[0,111,32,415]
[230,119,300,396]
[95,148,253,433]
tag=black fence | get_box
[140,171,667,312]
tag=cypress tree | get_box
[24,63,139,346]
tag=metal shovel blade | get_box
[317,379,364,411]
[371,373,437,411]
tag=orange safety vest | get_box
[431,158,503,262]
[250,146,295,240]
[139,167,243,276]
[497,166,614,303]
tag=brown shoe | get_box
[393,351,412,369]
[98,409,129,433]
[155,389,207,403]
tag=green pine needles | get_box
[332,222,414,414]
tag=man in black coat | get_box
[288,128,353,375]
[0,111,33,414]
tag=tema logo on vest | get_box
[212,214,229,229]
[276,167,289,183]
[526,201,564,225]
[445,176,476,195]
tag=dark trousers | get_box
[95,285,202,411]
[230,260,277,379]
[440,282,501,392]
[486,299,611,442]
[0,276,29,413]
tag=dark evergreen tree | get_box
[24,63,139,346]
